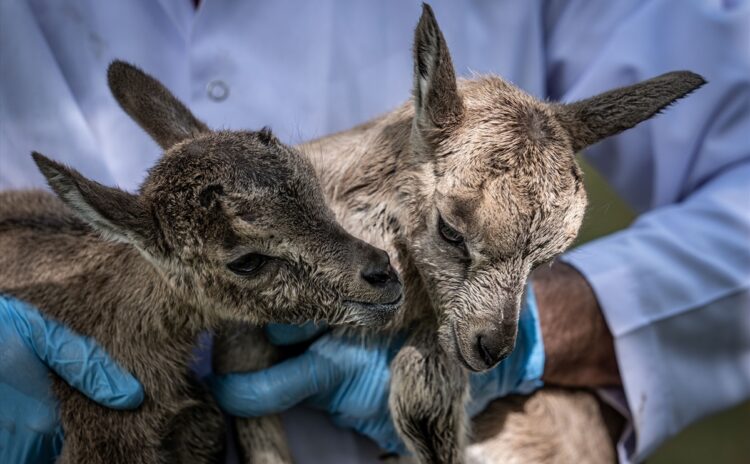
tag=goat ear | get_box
[32,152,156,248]
[412,3,463,135]
[107,60,209,150]
[557,71,706,152]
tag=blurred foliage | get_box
[576,157,750,464]
[649,400,750,464]
[574,156,636,246]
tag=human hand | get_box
[264,320,327,346]
[533,262,621,387]
[210,285,544,454]
[0,295,144,464]
[211,322,407,453]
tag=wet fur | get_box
[0,62,402,463]
[223,5,704,463]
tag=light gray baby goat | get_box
[221,4,705,464]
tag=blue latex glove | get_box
[0,295,144,464]
[211,326,407,453]
[210,285,544,454]
[264,321,327,346]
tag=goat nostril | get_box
[360,248,396,288]
[476,335,493,367]
[374,248,391,268]
[362,270,391,285]
[475,333,508,367]
[361,264,397,287]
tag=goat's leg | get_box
[467,388,619,464]
[390,336,469,464]
[57,436,162,464]
[163,376,226,464]
[213,323,293,464]
[54,380,164,464]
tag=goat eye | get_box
[227,253,268,276]
[438,215,465,248]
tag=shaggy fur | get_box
[0,61,403,463]
[222,5,704,463]
[466,389,619,464]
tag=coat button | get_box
[206,80,229,101]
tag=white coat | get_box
[2,1,748,462]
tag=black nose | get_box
[474,330,513,368]
[360,248,398,287]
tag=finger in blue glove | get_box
[210,331,409,454]
[264,321,327,346]
[0,295,143,464]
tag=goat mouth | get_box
[342,293,403,326]
[344,293,403,313]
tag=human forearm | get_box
[532,261,621,388]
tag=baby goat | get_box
[0,61,402,463]
[223,4,705,463]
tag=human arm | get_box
[543,1,750,460]
[561,162,750,461]
[533,261,621,388]
[0,295,144,464]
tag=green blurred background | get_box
[576,158,750,464]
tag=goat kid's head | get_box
[402,4,704,371]
[33,61,402,327]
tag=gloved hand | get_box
[212,323,407,453]
[0,295,144,464]
[210,285,544,454]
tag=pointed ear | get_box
[32,152,157,248]
[557,71,706,152]
[412,3,463,134]
[107,60,209,149]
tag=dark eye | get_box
[227,253,268,276]
[438,215,465,248]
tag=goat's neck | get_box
[301,105,436,327]
[0,205,207,391]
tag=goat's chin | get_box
[339,294,403,327]
[214,310,259,327]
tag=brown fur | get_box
[0,61,403,463]
[222,5,703,463]
[466,389,620,464]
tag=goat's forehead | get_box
[460,76,535,106]
[440,146,576,203]
[454,77,570,158]
[437,165,579,252]
[144,132,316,193]
[140,136,326,231]
[441,78,577,203]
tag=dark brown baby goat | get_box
[0,61,402,463]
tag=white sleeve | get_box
[0,0,113,190]
[545,0,750,460]
[564,163,750,461]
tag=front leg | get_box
[163,377,226,464]
[54,378,163,464]
[213,323,293,464]
[389,335,469,464]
